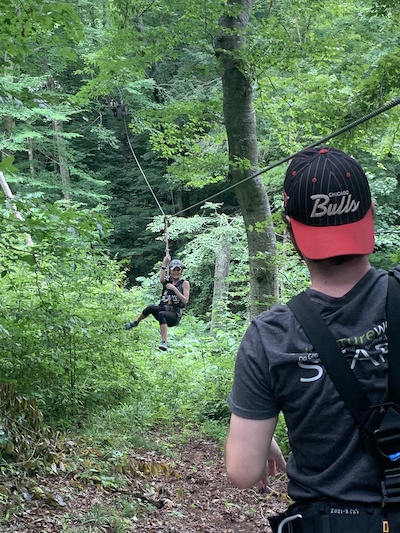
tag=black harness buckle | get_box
[359,403,400,504]
[381,467,400,503]
[366,404,400,504]
[373,404,400,462]
[359,403,394,454]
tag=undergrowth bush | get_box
[82,309,291,457]
[131,316,243,427]
[0,197,146,425]
[0,194,291,472]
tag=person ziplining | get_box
[122,96,400,353]
[124,254,190,351]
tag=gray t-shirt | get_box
[228,267,389,503]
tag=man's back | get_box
[224,147,397,532]
[229,267,388,502]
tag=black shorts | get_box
[142,305,180,327]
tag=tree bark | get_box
[53,119,71,201]
[46,77,71,200]
[215,0,278,317]
[27,137,35,179]
[0,171,33,246]
[210,234,231,334]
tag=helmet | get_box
[169,259,184,270]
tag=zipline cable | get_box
[125,123,171,254]
[171,96,400,218]
[125,125,165,217]
[163,215,170,257]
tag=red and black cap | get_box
[283,146,374,259]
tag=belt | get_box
[291,498,380,514]
[269,499,385,533]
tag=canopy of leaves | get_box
[1,2,400,485]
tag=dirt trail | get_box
[4,438,290,532]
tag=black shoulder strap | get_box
[288,273,400,421]
[287,292,372,425]
[387,273,400,404]
[289,277,400,520]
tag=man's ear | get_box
[283,215,305,260]
[283,214,293,235]
[281,212,291,227]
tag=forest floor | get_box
[2,436,290,532]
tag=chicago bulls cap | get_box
[283,146,374,259]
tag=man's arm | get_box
[225,414,285,489]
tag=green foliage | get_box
[252,0,400,166]
[0,195,139,423]
[80,500,139,532]
[275,414,290,457]
[0,73,110,205]
[0,156,17,174]
[0,0,82,68]
[0,382,62,471]
[73,311,245,457]
[2,0,400,497]
[4,0,400,311]
[128,314,244,431]
[370,0,400,17]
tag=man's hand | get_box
[257,438,286,492]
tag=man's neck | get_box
[306,255,371,297]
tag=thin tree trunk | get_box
[53,119,71,200]
[46,77,71,200]
[215,0,278,317]
[27,136,35,178]
[0,171,33,246]
[210,234,231,334]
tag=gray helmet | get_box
[169,259,184,270]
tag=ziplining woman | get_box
[124,254,190,351]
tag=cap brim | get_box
[290,207,375,260]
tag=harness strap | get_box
[160,279,185,316]
[380,274,400,531]
[288,272,400,532]
[387,273,400,404]
[287,292,371,425]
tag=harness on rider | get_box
[284,270,400,533]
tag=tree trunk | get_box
[27,137,35,179]
[210,234,231,334]
[53,119,71,201]
[215,0,278,317]
[46,77,71,200]
[0,171,33,246]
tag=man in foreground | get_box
[225,147,396,532]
